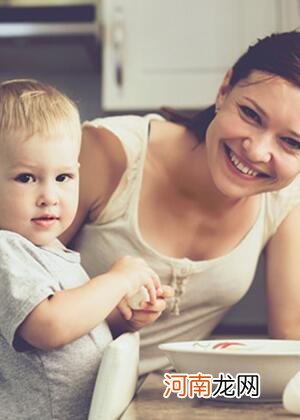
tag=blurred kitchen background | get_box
[0,0,299,334]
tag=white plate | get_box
[159,339,300,402]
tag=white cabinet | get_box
[280,0,300,31]
[100,0,297,111]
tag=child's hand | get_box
[118,285,174,330]
[127,286,150,310]
[110,256,162,304]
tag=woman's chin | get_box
[213,178,260,201]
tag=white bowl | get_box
[159,339,300,402]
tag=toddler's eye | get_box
[15,173,35,183]
[240,105,261,124]
[56,174,72,183]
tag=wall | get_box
[0,36,101,121]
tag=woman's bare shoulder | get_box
[80,124,127,213]
[60,124,127,245]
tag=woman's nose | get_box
[242,136,272,163]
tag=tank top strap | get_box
[82,114,164,224]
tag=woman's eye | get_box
[281,137,300,150]
[56,174,72,183]
[15,173,35,183]
[240,105,261,124]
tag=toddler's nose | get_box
[36,187,58,207]
[37,197,58,207]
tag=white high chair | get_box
[88,332,140,420]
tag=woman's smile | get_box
[223,143,271,180]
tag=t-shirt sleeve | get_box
[82,115,162,224]
[0,232,58,347]
[265,175,300,238]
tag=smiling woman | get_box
[61,31,300,374]
[205,70,300,199]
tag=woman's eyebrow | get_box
[287,129,300,139]
[244,96,267,117]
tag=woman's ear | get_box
[215,68,233,111]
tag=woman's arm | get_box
[265,203,300,339]
[60,124,127,245]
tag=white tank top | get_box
[73,114,300,374]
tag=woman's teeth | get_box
[229,149,259,177]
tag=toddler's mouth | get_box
[31,215,59,227]
[32,215,59,221]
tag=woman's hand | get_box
[117,285,174,330]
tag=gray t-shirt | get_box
[0,230,113,420]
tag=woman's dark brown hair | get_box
[162,31,300,143]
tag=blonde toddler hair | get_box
[0,79,81,144]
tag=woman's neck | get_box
[152,122,250,216]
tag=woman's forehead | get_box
[236,70,285,88]
[234,71,300,102]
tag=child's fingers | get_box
[145,280,157,305]
[141,297,167,312]
[155,284,174,298]
[147,271,162,302]
[127,286,150,309]
[127,307,164,330]
[151,272,162,293]
[118,299,133,320]
[160,284,175,298]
